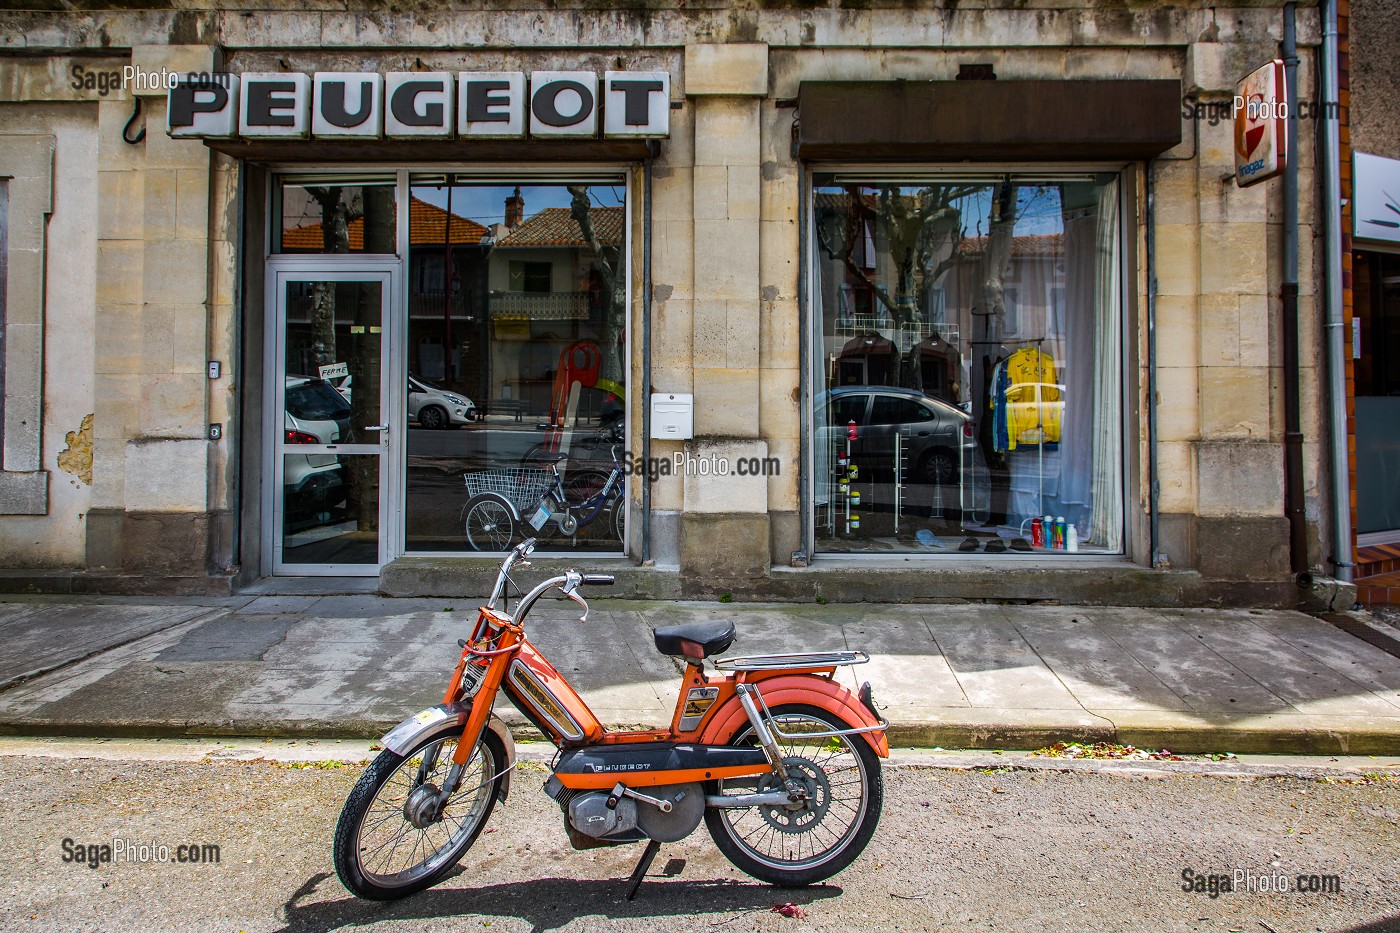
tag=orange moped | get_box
[333,538,889,900]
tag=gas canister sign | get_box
[1234,60,1288,188]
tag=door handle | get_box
[365,424,389,432]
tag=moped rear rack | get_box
[711,650,870,671]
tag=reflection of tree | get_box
[566,185,625,384]
[301,185,393,539]
[816,185,974,391]
[305,187,361,371]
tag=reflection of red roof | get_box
[957,233,1062,257]
[281,196,487,250]
[495,207,624,248]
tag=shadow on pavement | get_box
[1332,916,1400,933]
[275,871,842,933]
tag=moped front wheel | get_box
[334,726,505,900]
[704,704,883,887]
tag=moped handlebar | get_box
[486,538,538,610]
[581,574,615,586]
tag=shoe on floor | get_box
[958,537,980,552]
[985,538,1008,553]
[1010,538,1032,552]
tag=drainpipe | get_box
[1319,0,1354,582]
[640,145,654,564]
[1146,164,1162,568]
[1281,3,1308,577]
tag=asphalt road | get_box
[0,744,1396,933]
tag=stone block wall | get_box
[0,3,1340,596]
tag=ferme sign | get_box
[167,71,670,140]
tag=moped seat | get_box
[652,620,735,659]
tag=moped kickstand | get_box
[623,839,663,900]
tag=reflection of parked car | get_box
[284,376,349,519]
[409,374,476,429]
[817,386,975,485]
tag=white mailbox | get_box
[650,393,694,439]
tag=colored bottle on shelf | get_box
[1053,516,1067,549]
[849,490,861,506]
[1030,517,1044,548]
[1066,524,1080,552]
[848,465,859,480]
[847,420,858,440]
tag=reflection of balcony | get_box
[489,291,590,321]
[410,291,472,320]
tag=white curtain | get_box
[1089,180,1122,550]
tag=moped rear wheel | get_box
[704,704,882,886]
[334,726,505,900]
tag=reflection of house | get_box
[283,197,492,385]
[484,201,623,415]
[818,225,1065,406]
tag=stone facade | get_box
[0,3,1350,605]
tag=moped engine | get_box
[634,782,705,843]
[545,776,705,846]
[567,792,638,840]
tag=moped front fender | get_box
[382,703,516,801]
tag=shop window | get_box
[1354,252,1400,541]
[0,179,7,446]
[812,174,1123,555]
[273,175,398,254]
[403,176,628,554]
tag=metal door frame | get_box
[263,259,405,575]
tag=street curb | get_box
[3,714,1398,756]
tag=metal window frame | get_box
[260,165,633,574]
[0,178,8,455]
[801,163,1134,563]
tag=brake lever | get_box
[565,589,589,624]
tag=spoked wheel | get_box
[461,495,517,551]
[334,727,505,900]
[705,704,882,886]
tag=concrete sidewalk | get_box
[0,593,1399,755]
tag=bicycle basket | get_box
[463,467,555,513]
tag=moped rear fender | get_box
[698,674,890,758]
[382,703,516,801]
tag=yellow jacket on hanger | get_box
[1004,347,1062,447]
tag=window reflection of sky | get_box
[815,184,1068,239]
[410,184,625,227]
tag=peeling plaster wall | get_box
[0,103,96,568]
